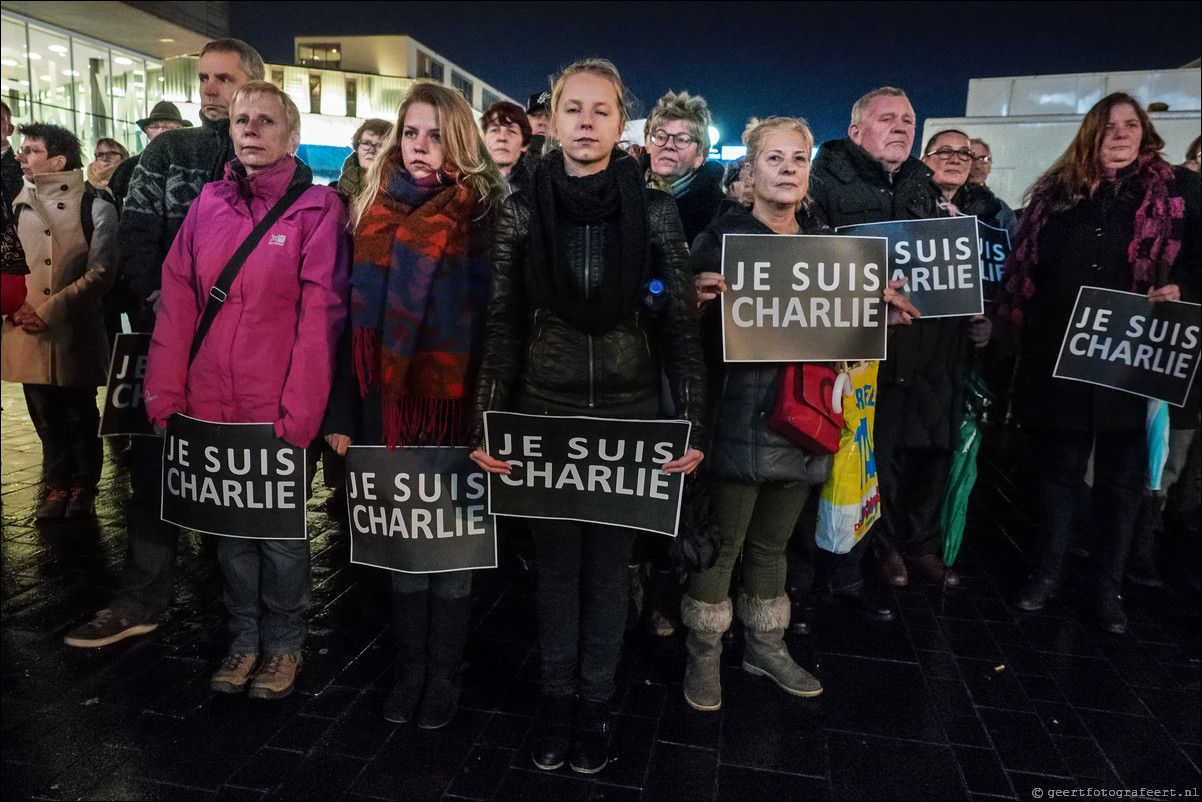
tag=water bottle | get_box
[641,278,667,317]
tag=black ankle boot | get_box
[416,595,471,730]
[568,698,613,774]
[384,591,427,724]
[531,693,574,771]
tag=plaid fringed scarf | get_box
[996,153,1185,325]
[350,167,491,448]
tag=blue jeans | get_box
[530,519,636,702]
[113,434,181,623]
[216,536,311,654]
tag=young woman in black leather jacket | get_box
[470,59,705,775]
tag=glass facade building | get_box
[2,9,164,160]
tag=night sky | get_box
[231,0,1201,150]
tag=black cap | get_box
[526,91,551,116]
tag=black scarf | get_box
[527,148,649,335]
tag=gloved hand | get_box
[966,315,992,348]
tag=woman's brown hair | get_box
[1025,92,1165,211]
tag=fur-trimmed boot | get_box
[680,595,731,711]
[736,593,822,697]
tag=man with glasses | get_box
[63,38,265,649]
[108,101,192,212]
[337,118,392,199]
[966,138,1018,232]
[809,87,983,620]
[642,90,724,246]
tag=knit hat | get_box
[526,91,551,117]
[136,101,193,131]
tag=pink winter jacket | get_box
[145,157,350,448]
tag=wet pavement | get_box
[2,380,1199,800]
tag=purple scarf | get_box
[996,152,1185,324]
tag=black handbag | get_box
[668,474,722,574]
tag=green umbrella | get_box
[941,411,980,566]
[941,367,992,567]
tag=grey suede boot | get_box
[736,593,822,697]
[680,595,731,711]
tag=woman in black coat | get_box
[470,59,706,776]
[999,93,1199,633]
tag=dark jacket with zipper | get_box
[473,181,706,451]
[691,203,833,484]
[1012,163,1202,432]
[811,137,970,452]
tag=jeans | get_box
[689,480,812,604]
[530,518,636,702]
[216,536,311,654]
[1029,428,1146,593]
[112,434,182,623]
[22,384,102,490]
[391,569,471,600]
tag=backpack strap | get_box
[188,175,311,366]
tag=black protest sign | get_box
[837,216,984,318]
[99,333,154,436]
[1053,287,1201,406]
[161,415,307,540]
[345,446,497,574]
[977,221,1011,303]
[484,412,690,537]
[720,234,888,362]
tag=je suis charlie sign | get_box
[837,216,985,318]
[1053,286,1201,406]
[344,446,497,574]
[719,233,889,362]
[483,412,690,537]
[161,415,307,539]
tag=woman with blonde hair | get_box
[144,81,350,699]
[470,59,706,774]
[323,81,506,729]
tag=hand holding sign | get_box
[1148,284,1181,303]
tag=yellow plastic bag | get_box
[816,361,881,554]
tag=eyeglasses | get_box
[973,154,991,163]
[145,122,178,134]
[649,130,699,149]
[94,151,124,161]
[926,148,975,162]
[357,141,381,153]
[17,146,47,157]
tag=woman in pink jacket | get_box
[144,81,350,700]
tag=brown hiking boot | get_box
[211,652,259,693]
[248,651,303,700]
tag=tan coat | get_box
[1,170,117,386]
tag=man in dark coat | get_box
[63,38,262,649]
[809,87,987,620]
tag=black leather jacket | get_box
[473,186,707,451]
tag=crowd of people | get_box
[1,36,1199,778]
